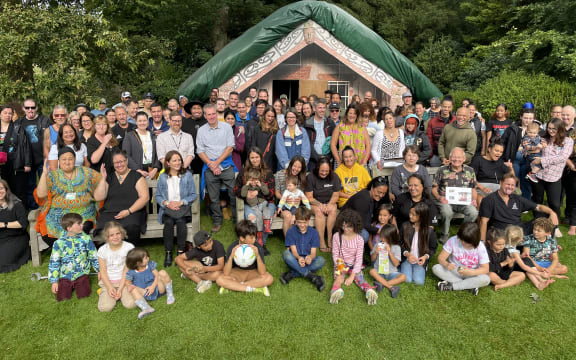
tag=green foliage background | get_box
[1,0,575,114]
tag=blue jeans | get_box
[400,261,427,285]
[360,228,370,244]
[513,150,532,200]
[282,249,325,277]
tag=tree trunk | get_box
[212,5,229,54]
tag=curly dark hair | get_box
[335,209,364,234]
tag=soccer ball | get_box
[233,244,256,268]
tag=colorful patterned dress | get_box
[45,167,102,238]
[337,123,368,164]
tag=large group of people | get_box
[0,89,571,311]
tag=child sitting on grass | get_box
[48,213,99,302]
[368,204,394,251]
[433,222,491,296]
[330,209,378,305]
[522,218,568,279]
[280,207,325,291]
[369,224,406,298]
[97,221,136,312]
[175,230,225,294]
[504,225,554,290]
[216,220,274,296]
[125,248,175,319]
[485,227,525,291]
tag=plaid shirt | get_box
[433,164,477,197]
[536,137,573,182]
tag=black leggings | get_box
[531,178,562,219]
[163,215,188,253]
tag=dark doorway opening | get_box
[273,80,299,107]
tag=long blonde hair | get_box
[505,225,524,247]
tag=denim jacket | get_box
[275,124,310,171]
[156,171,197,224]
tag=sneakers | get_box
[196,280,212,294]
[211,224,222,233]
[366,289,378,305]
[262,245,270,256]
[312,275,325,292]
[437,281,453,292]
[439,234,450,244]
[219,286,229,295]
[180,273,189,280]
[554,228,563,238]
[389,286,400,298]
[329,288,344,304]
[167,294,175,305]
[526,172,539,183]
[138,308,155,319]
[253,286,270,297]
[373,281,384,293]
[280,271,294,285]
[469,287,479,296]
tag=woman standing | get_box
[302,102,313,120]
[156,151,197,266]
[87,115,120,174]
[0,180,30,273]
[42,105,67,159]
[531,118,573,237]
[94,150,149,245]
[330,105,371,167]
[122,111,161,180]
[68,111,81,133]
[371,111,405,169]
[273,99,286,129]
[47,124,89,171]
[80,112,95,143]
[224,109,245,170]
[0,105,31,205]
[245,106,279,171]
[275,109,310,171]
[486,104,512,146]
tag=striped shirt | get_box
[332,233,364,273]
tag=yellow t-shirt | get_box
[335,162,372,207]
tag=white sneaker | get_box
[366,289,378,305]
[329,288,344,304]
[196,280,212,294]
[554,228,563,238]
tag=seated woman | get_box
[334,146,371,208]
[156,150,197,267]
[389,145,432,202]
[48,124,89,171]
[122,111,161,180]
[393,174,438,229]
[305,157,342,252]
[36,148,108,244]
[0,180,30,273]
[87,115,120,174]
[371,111,405,169]
[275,109,310,171]
[94,150,149,246]
[275,155,307,235]
[470,139,514,202]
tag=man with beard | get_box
[182,100,207,174]
[112,106,136,146]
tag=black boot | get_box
[164,251,173,267]
[307,273,325,292]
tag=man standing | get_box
[156,111,195,168]
[91,99,108,117]
[227,92,239,113]
[196,104,236,232]
[324,90,332,103]
[167,98,180,112]
[248,86,258,104]
[142,92,155,117]
[209,90,218,104]
[432,147,479,242]
[331,93,342,105]
[17,98,50,209]
[235,101,250,128]
[126,100,139,125]
[112,106,136,147]
[148,103,169,136]
[438,107,477,164]
[327,102,341,126]
[561,105,575,136]
[364,91,373,103]
[216,98,227,121]
[113,91,131,109]
[395,91,413,116]
[427,97,455,167]
[182,100,207,174]
[250,89,269,119]
[305,99,334,171]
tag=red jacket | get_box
[426,114,455,156]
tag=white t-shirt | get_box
[97,242,134,281]
[140,131,153,165]
[444,236,489,270]
[167,175,181,202]
[48,143,88,167]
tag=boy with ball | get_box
[175,231,225,293]
[216,220,274,296]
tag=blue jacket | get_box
[155,171,197,224]
[235,113,250,128]
[275,124,310,171]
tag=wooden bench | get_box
[28,175,201,267]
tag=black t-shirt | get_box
[393,192,438,229]
[479,192,537,229]
[470,156,511,183]
[86,136,119,174]
[112,123,136,147]
[22,118,43,165]
[185,239,225,266]
[487,118,512,139]
[305,173,342,204]
[225,240,265,270]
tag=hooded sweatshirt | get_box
[438,120,477,164]
[403,114,432,164]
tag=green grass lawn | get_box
[1,212,575,360]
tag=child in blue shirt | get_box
[48,213,99,302]
[280,207,325,291]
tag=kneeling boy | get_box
[175,231,225,293]
[48,213,99,301]
[280,207,325,291]
[216,220,274,296]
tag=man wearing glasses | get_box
[304,99,336,171]
[16,98,50,209]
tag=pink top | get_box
[536,137,573,182]
[332,233,364,273]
